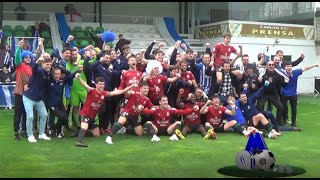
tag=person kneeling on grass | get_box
[141,95,199,143]
[224,94,263,137]
[75,73,137,147]
[105,82,154,145]
[199,95,236,140]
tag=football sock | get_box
[174,123,181,131]
[77,128,86,143]
[146,123,155,136]
[111,122,122,136]
[264,123,273,132]
[233,123,245,134]
[72,110,80,128]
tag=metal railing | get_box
[3,11,50,22]
[81,13,155,25]
[2,11,155,25]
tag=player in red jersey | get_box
[144,60,180,105]
[199,95,236,140]
[105,81,154,144]
[211,33,242,84]
[141,95,199,142]
[179,60,198,100]
[176,90,208,138]
[74,73,137,147]
[118,55,143,94]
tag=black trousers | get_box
[257,94,284,126]
[281,95,298,126]
[98,97,117,129]
[13,94,26,133]
[49,105,68,134]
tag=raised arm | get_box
[109,83,138,97]
[35,38,45,60]
[291,54,304,67]
[75,72,91,92]
[200,100,211,114]
[145,40,156,59]
[166,73,180,83]
[14,39,24,67]
[302,64,319,72]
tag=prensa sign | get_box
[197,21,314,40]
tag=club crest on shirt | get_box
[187,75,190,79]
[167,112,170,116]
[101,95,104,99]
[158,79,161,83]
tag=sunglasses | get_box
[268,64,274,66]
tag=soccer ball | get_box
[254,150,276,171]
[235,150,255,170]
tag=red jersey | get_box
[118,69,142,93]
[205,106,227,127]
[121,92,154,117]
[181,102,202,126]
[213,43,237,67]
[80,88,109,119]
[180,71,195,98]
[146,75,168,102]
[14,63,32,95]
[136,63,146,73]
[142,106,194,128]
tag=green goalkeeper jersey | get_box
[66,55,97,92]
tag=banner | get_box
[238,24,314,40]
[0,83,15,108]
[197,22,314,40]
[196,23,228,39]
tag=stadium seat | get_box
[80,40,89,47]
[75,32,87,38]
[15,25,24,31]
[45,48,53,54]
[15,31,25,37]
[3,25,12,31]
[45,40,53,48]
[41,31,51,38]
[27,25,32,31]
[26,31,33,37]
[89,39,95,46]
[73,40,79,47]
[73,26,83,32]
[96,26,104,33]
[4,31,12,37]
[84,26,94,32]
